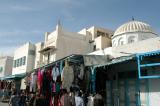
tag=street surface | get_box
[0,102,8,106]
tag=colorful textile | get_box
[37,69,43,92]
[56,83,60,93]
[30,73,37,92]
[61,66,74,92]
[52,67,60,82]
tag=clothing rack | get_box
[29,54,84,75]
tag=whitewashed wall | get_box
[12,42,35,75]
[0,56,13,77]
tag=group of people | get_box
[8,88,104,106]
[9,90,28,106]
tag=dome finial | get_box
[132,16,135,21]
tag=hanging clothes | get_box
[37,69,43,92]
[42,70,52,96]
[82,68,91,93]
[30,72,37,92]
[56,83,60,93]
[52,83,56,93]
[61,60,74,92]
[73,65,80,81]
[78,64,84,80]
[54,94,60,106]
[52,66,60,82]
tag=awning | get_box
[83,55,110,66]
[39,46,55,53]
[0,73,27,80]
[95,54,136,68]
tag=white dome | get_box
[113,21,155,37]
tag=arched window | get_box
[118,37,124,46]
[128,36,136,43]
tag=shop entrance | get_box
[106,79,149,106]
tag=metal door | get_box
[106,79,149,106]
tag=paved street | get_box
[0,102,9,106]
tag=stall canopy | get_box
[0,54,110,80]
[0,73,26,80]
[37,54,110,69]
[94,54,136,68]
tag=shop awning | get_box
[95,54,136,68]
[0,73,27,80]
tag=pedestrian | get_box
[19,91,27,106]
[9,91,16,106]
[75,91,84,106]
[60,89,73,106]
[9,91,20,106]
[68,91,75,106]
[94,91,104,106]
[28,93,36,106]
[87,94,94,106]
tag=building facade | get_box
[12,23,113,73]
[39,23,113,65]
[12,42,35,75]
[34,42,44,69]
[89,20,160,106]
[0,56,13,78]
[90,20,159,58]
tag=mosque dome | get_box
[113,21,155,37]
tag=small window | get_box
[20,58,23,66]
[118,37,124,46]
[23,56,26,65]
[13,60,16,67]
[120,41,124,45]
[17,59,20,67]
[128,36,136,43]
[0,67,3,73]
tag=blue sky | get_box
[0,0,160,55]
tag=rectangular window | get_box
[17,59,20,67]
[13,60,16,68]
[0,67,3,73]
[20,58,23,66]
[23,56,26,65]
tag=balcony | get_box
[39,46,56,54]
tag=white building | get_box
[0,56,13,78]
[89,20,160,106]
[12,42,35,75]
[34,42,44,69]
[12,23,113,73]
[39,23,113,65]
[90,20,159,58]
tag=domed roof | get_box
[113,21,155,37]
